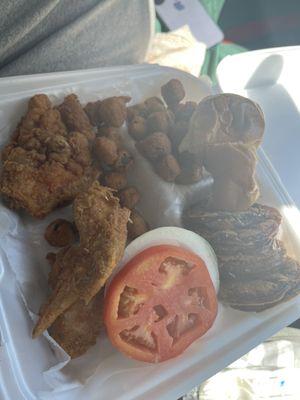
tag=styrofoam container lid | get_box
[0,50,300,399]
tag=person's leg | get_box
[0,0,155,76]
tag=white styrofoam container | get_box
[0,47,300,400]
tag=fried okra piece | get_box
[84,100,102,126]
[128,210,149,240]
[98,96,131,127]
[144,97,166,114]
[161,79,185,108]
[128,116,148,140]
[147,111,174,134]
[95,137,118,166]
[175,101,197,122]
[45,219,77,247]
[176,152,203,184]
[137,132,171,160]
[103,171,127,190]
[97,125,121,145]
[156,154,181,182]
[113,149,134,172]
[118,187,140,209]
[169,120,189,149]
[127,103,148,121]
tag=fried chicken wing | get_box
[0,94,99,218]
[32,182,130,338]
[47,250,104,358]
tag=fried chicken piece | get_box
[1,95,99,218]
[58,94,95,141]
[49,291,104,358]
[32,182,130,338]
[47,250,104,358]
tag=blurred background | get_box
[155,0,300,83]
[219,0,300,49]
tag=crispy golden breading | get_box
[0,94,99,218]
[47,250,104,358]
[58,94,96,141]
[49,293,104,358]
[32,182,130,338]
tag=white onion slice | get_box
[105,227,219,293]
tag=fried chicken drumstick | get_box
[32,181,130,338]
[0,94,98,218]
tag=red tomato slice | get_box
[104,245,218,363]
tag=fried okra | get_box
[45,219,77,247]
[118,187,140,209]
[128,210,149,240]
[95,137,118,166]
[137,132,171,160]
[156,154,181,182]
[103,171,127,190]
[128,116,148,140]
[161,79,185,108]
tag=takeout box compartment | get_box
[0,47,300,400]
